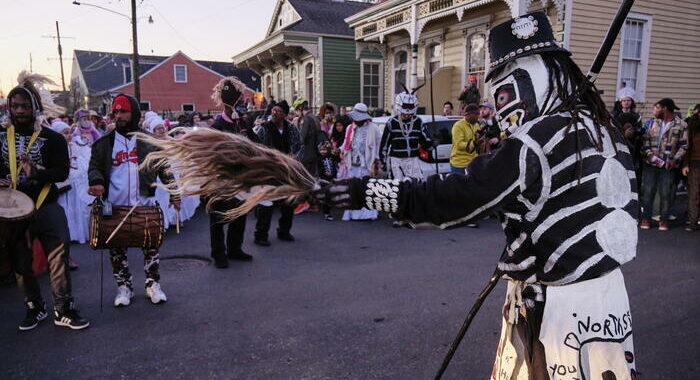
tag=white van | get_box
[372,115,462,176]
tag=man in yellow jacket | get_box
[450,104,483,174]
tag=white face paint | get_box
[489,55,562,134]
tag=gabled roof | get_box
[73,50,259,94]
[268,0,374,37]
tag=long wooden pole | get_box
[131,0,141,102]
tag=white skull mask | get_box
[489,55,563,134]
[394,92,418,115]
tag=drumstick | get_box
[105,201,140,245]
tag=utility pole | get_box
[29,53,33,71]
[56,21,66,91]
[42,22,75,91]
[131,0,141,102]
[72,1,151,103]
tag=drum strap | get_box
[7,124,52,209]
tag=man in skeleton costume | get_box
[379,90,433,181]
[316,12,638,379]
[0,72,90,331]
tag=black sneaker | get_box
[228,250,253,261]
[254,238,271,247]
[277,232,295,242]
[54,306,90,330]
[19,301,48,331]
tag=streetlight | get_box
[72,0,153,102]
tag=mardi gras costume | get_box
[1,71,89,330]
[380,90,433,181]
[317,12,638,380]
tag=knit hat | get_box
[145,116,165,134]
[112,94,132,113]
[293,97,308,110]
[144,111,159,124]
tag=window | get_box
[466,32,487,93]
[182,103,195,112]
[305,63,314,107]
[276,72,283,99]
[394,50,408,94]
[174,64,188,83]
[618,14,652,101]
[265,75,272,98]
[139,102,151,111]
[427,43,442,75]
[361,60,382,108]
[291,66,299,101]
[123,64,132,83]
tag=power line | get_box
[144,2,217,60]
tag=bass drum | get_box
[89,201,165,250]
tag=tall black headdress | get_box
[486,12,569,81]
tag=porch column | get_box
[410,44,418,90]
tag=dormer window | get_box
[123,64,132,83]
[276,1,295,30]
[174,64,188,83]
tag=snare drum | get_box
[89,200,165,250]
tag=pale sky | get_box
[0,0,277,95]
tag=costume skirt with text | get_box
[491,268,636,380]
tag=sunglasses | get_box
[401,103,416,110]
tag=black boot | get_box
[277,231,295,242]
[213,255,229,269]
[228,250,253,261]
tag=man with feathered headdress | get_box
[0,71,90,331]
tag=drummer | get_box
[0,74,90,331]
[87,94,180,307]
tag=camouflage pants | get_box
[109,248,160,289]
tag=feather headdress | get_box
[137,128,315,220]
[211,76,245,108]
[7,71,65,131]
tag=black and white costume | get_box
[380,92,432,180]
[318,12,637,379]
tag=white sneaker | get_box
[146,282,167,304]
[114,285,133,307]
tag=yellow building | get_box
[346,0,700,116]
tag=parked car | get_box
[372,115,461,176]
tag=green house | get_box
[233,0,384,112]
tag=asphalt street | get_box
[1,204,698,379]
